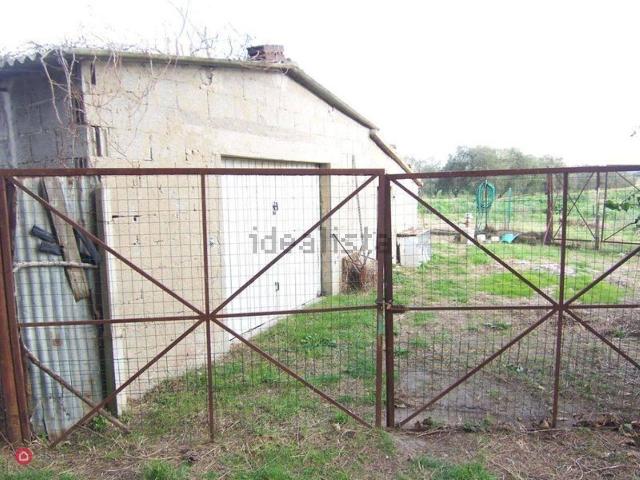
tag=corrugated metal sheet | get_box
[0,51,41,69]
[13,176,103,439]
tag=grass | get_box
[478,271,557,298]
[401,239,627,306]
[564,273,626,304]
[141,460,189,480]
[0,471,77,480]
[430,279,470,303]
[405,456,496,480]
[219,442,351,479]
[413,312,436,325]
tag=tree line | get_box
[408,146,636,197]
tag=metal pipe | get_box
[594,172,601,250]
[374,174,385,427]
[18,305,379,328]
[551,172,569,427]
[18,314,201,328]
[201,175,215,441]
[601,172,609,243]
[391,305,551,312]
[0,179,30,443]
[569,303,640,309]
[0,219,21,444]
[0,167,385,177]
[544,173,554,245]
[382,176,395,428]
[216,305,377,318]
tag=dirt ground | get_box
[391,427,640,480]
[3,424,639,479]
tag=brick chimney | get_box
[246,45,286,62]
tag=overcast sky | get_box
[3,0,640,166]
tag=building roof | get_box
[0,48,414,175]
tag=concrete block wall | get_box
[0,71,88,168]
[0,57,419,407]
[84,58,418,403]
[97,175,223,411]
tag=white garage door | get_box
[220,158,321,339]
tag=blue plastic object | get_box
[500,232,519,244]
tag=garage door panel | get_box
[220,158,321,339]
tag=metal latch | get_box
[272,201,279,215]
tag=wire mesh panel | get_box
[0,168,384,446]
[209,172,381,428]
[558,169,640,425]
[10,174,210,443]
[388,167,640,430]
[0,166,637,446]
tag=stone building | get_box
[0,46,417,437]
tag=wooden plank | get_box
[42,178,90,301]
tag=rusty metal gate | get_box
[0,168,387,446]
[386,166,639,430]
[0,165,638,446]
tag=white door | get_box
[220,158,321,339]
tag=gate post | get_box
[381,176,395,428]
[0,178,30,444]
[375,175,384,427]
[544,173,554,245]
[551,172,569,427]
[594,172,601,250]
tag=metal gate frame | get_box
[385,165,640,428]
[0,167,386,446]
[0,165,638,446]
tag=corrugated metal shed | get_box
[13,176,104,439]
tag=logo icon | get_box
[15,447,33,465]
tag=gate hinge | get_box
[376,300,394,310]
